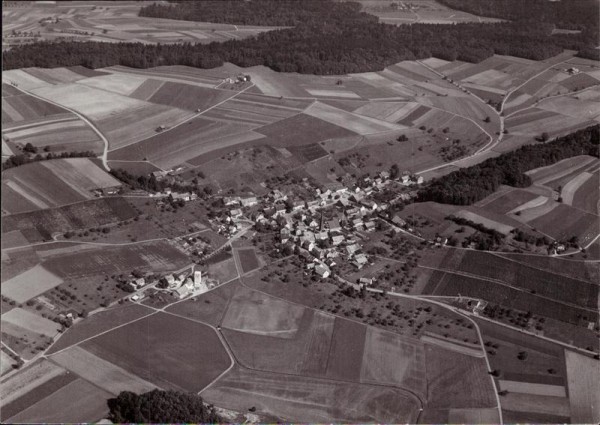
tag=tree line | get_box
[3,1,598,73]
[417,125,599,205]
[1,150,96,171]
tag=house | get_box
[302,231,316,242]
[351,193,365,203]
[336,198,350,207]
[307,199,321,209]
[302,240,315,252]
[274,204,286,216]
[223,196,241,206]
[346,207,360,217]
[315,264,331,278]
[292,200,305,211]
[102,186,120,196]
[567,67,579,74]
[127,281,137,292]
[315,231,328,241]
[353,254,368,269]
[361,200,378,211]
[312,247,325,259]
[359,277,373,286]
[327,218,341,232]
[401,174,410,184]
[134,277,146,288]
[325,181,346,193]
[413,175,424,185]
[269,189,286,202]
[392,215,406,227]
[130,294,142,302]
[346,244,360,256]
[306,262,315,270]
[352,218,364,229]
[380,170,390,180]
[230,208,242,218]
[240,196,258,207]
[364,221,376,231]
[173,285,190,299]
[308,219,319,228]
[162,274,177,288]
[331,235,345,246]
[326,259,337,268]
[194,270,202,286]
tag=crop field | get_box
[0,359,65,407]
[304,102,402,135]
[500,393,571,419]
[357,0,502,24]
[222,286,305,338]
[572,169,599,214]
[76,73,146,95]
[455,250,598,309]
[165,280,240,327]
[51,346,157,395]
[147,81,234,112]
[1,307,60,337]
[82,312,231,392]
[47,303,154,355]
[2,69,52,91]
[1,93,71,125]
[129,78,165,100]
[19,67,87,85]
[256,113,356,148]
[5,378,111,424]
[455,210,514,234]
[1,265,63,303]
[207,256,238,283]
[30,83,148,120]
[223,308,334,377]
[526,155,598,186]
[498,380,566,397]
[425,344,497,409]
[286,143,329,163]
[236,248,260,274]
[95,103,193,150]
[537,95,600,120]
[42,240,190,279]
[360,327,426,393]
[565,350,600,423]
[105,65,228,88]
[431,272,593,325]
[477,188,539,215]
[529,203,598,244]
[495,253,597,282]
[561,170,595,205]
[202,366,420,423]
[3,118,102,152]
[2,197,137,243]
[108,116,263,169]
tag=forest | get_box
[417,125,600,205]
[107,390,223,423]
[3,1,598,73]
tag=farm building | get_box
[353,254,369,269]
[315,264,331,278]
[240,196,258,207]
[173,285,190,299]
[101,186,121,196]
[346,244,360,256]
[359,277,373,286]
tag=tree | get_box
[483,116,491,123]
[23,143,37,154]
[390,164,400,179]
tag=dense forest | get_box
[3,0,598,73]
[417,125,600,205]
[107,390,222,423]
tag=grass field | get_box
[526,155,598,185]
[51,345,157,394]
[202,365,420,423]
[477,188,539,215]
[1,265,63,303]
[0,359,65,406]
[47,303,154,355]
[3,69,52,91]
[2,92,71,124]
[572,169,599,214]
[82,312,231,392]
[6,378,111,424]
[207,255,238,283]
[147,81,234,111]
[21,67,86,85]
[76,73,146,96]
[565,350,600,423]
[42,241,190,279]
[325,317,367,381]
[529,203,598,245]
[222,286,305,338]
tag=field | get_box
[81,312,231,391]
[529,203,598,244]
[1,158,122,214]
[222,286,305,338]
[236,248,260,274]
[207,255,238,283]
[42,240,190,279]
[50,346,157,394]
[455,210,514,234]
[2,90,71,125]
[572,169,599,214]
[47,303,154,355]
[5,378,111,424]
[147,81,234,111]
[1,307,60,337]
[1,265,63,303]
[3,3,282,49]
[202,365,420,423]
[565,350,600,423]
[0,359,65,407]
[2,197,137,243]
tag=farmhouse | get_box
[332,235,345,246]
[223,196,241,206]
[173,284,190,299]
[392,215,406,227]
[315,264,331,278]
[240,196,258,207]
[230,208,242,218]
[353,254,368,269]
[346,244,360,256]
[359,277,373,286]
[101,186,120,196]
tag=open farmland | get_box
[108,116,264,169]
[202,365,420,423]
[5,378,111,424]
[236,248,260,274]
[2,197,137,243]
[82,312,231,392]
[528,203,598,245]
[47,303,154,355]
[146,81,234,111]
[572,169,600,214]
[565,350,600,423]
[1,158,121,213]
[42,240,189,279]
[1,308,60,337]
[1,265,63,303]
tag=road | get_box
[6,84,112,171]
